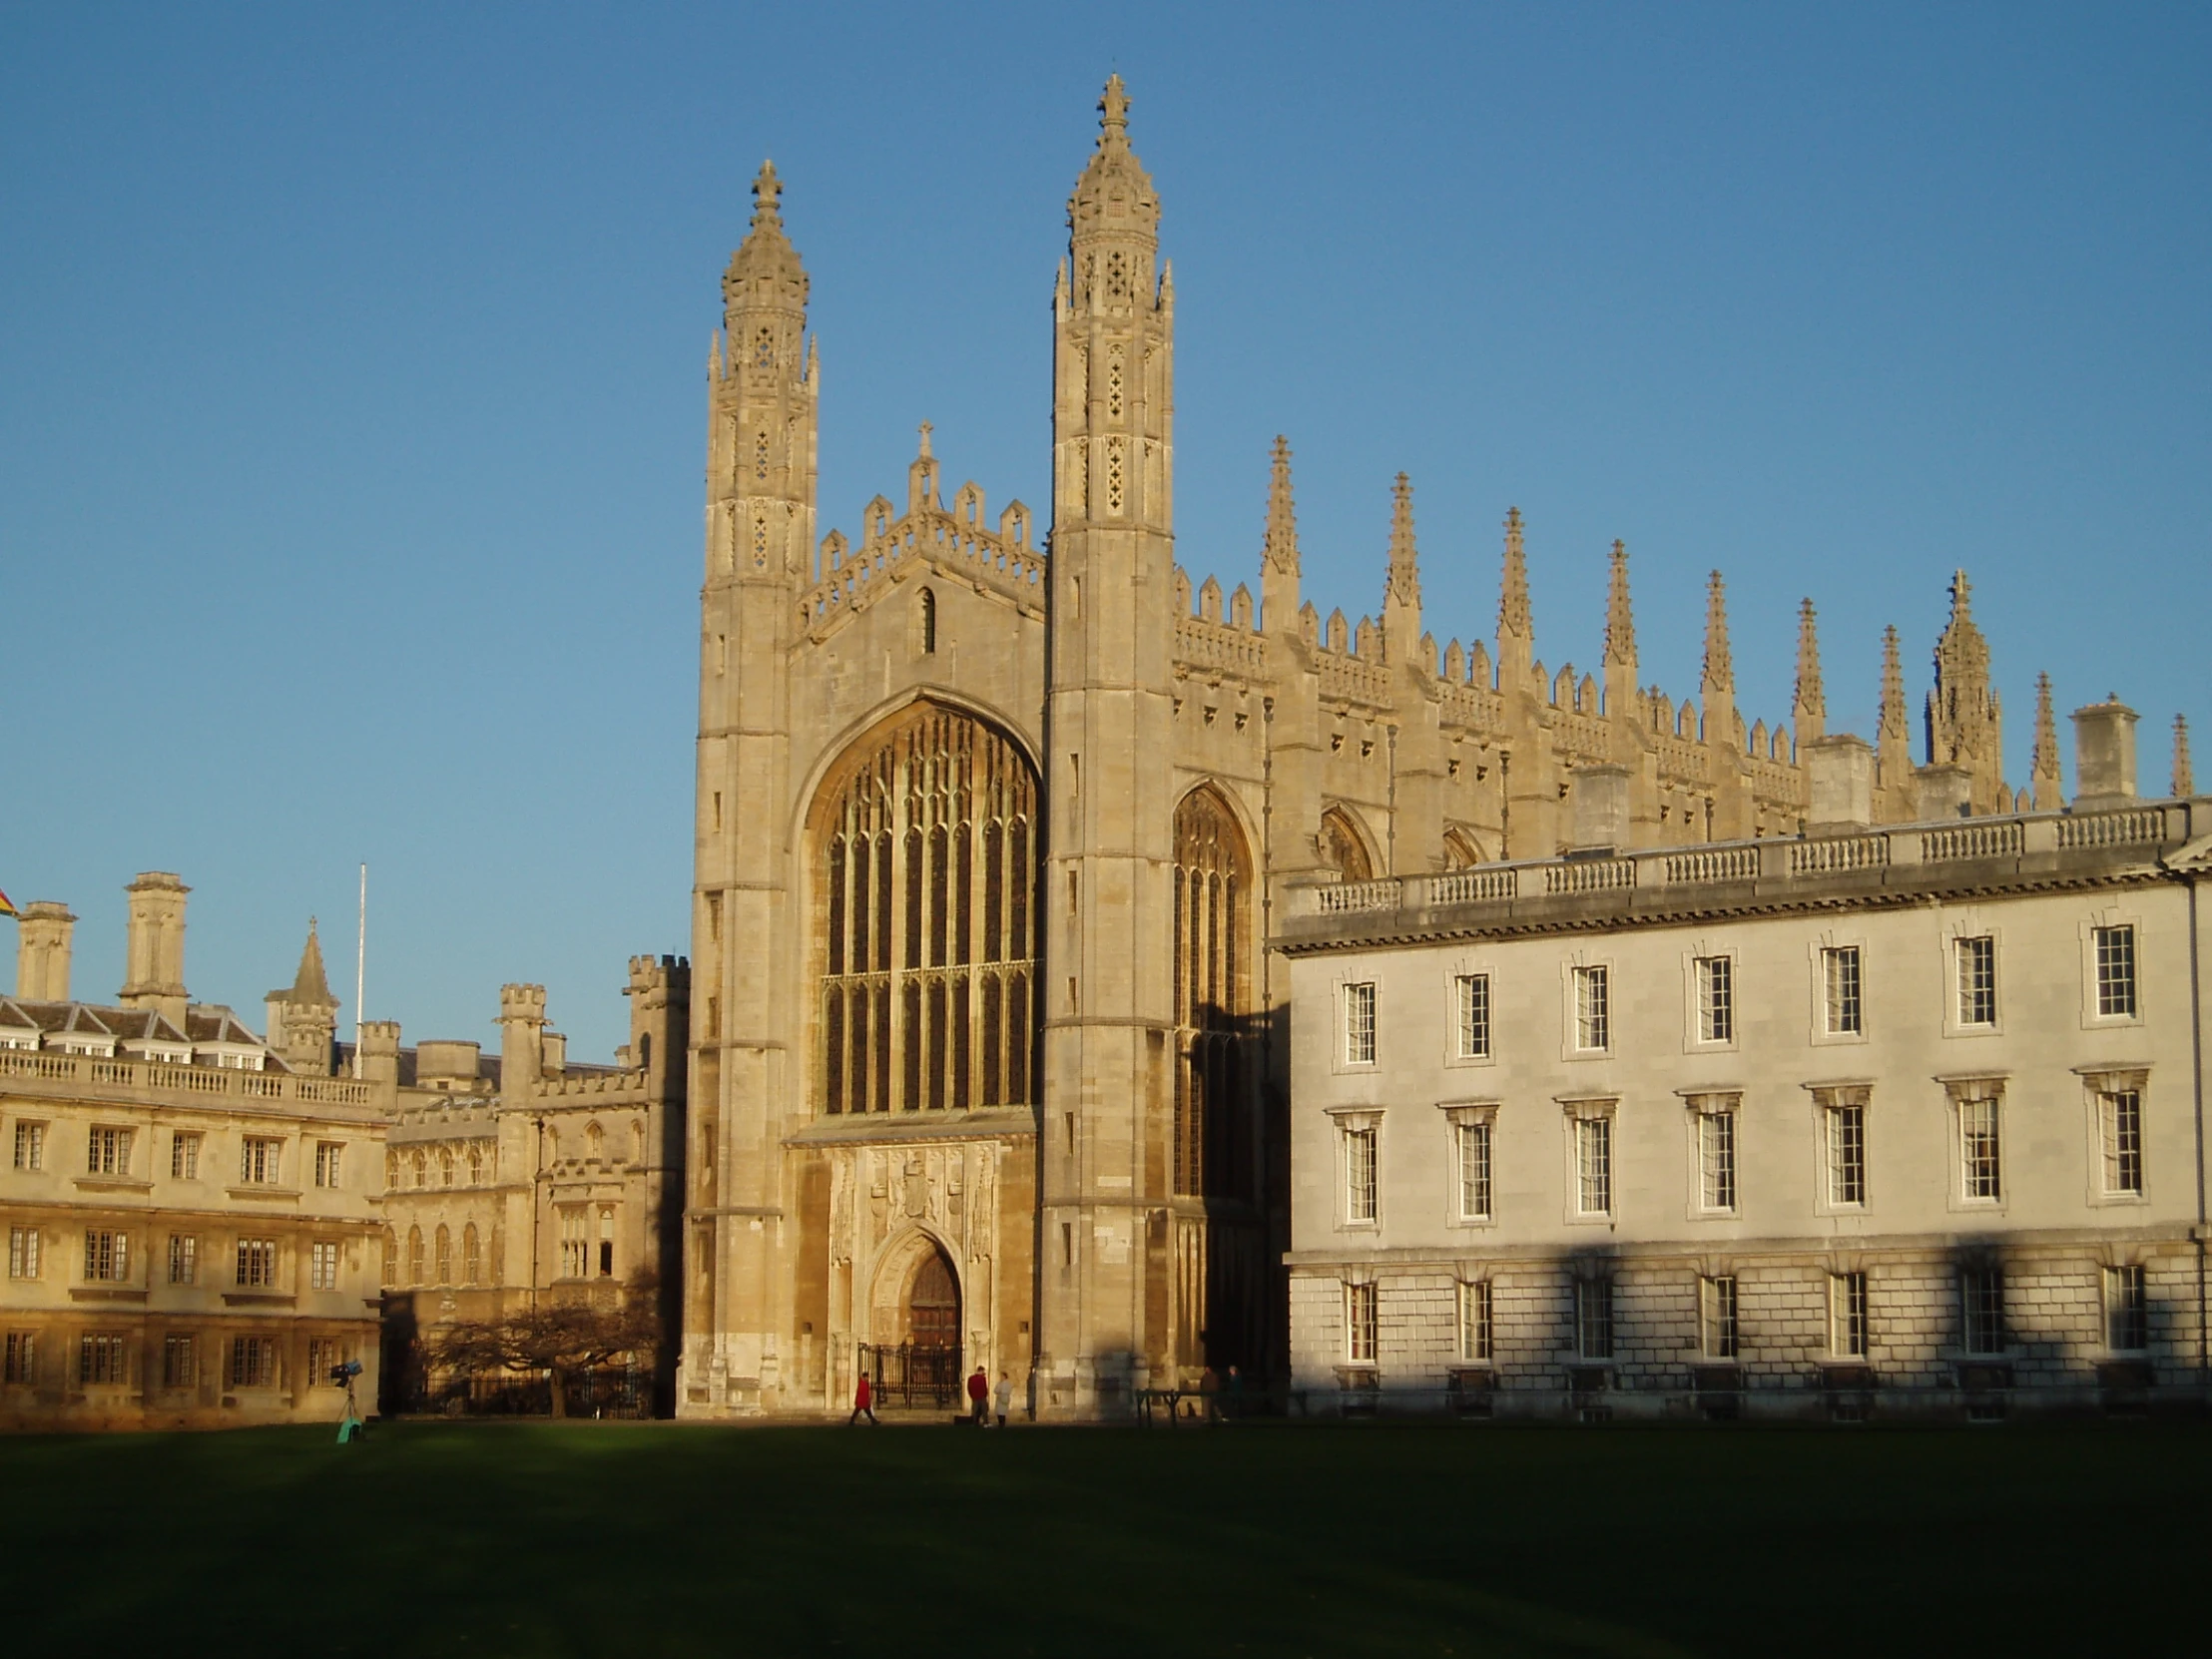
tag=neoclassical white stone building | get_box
[1281,708,2210,1417]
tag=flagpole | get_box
[353,862,367,1079]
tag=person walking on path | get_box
[994,1373,1013,1427]
[849,1373,877,1425]
[966,1365,989,1425]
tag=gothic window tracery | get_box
[815,704,1039,1115]
[1172,788,1254,1203]
[1321,807,1376,882]
[754,325,775,368]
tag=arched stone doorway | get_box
[904,1245,960,1349]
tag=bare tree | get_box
[429,1271,661,1417]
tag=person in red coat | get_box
[849,1373,877,1425]
[966,1365,989,1424]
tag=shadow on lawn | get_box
[3,1419,2208,1657]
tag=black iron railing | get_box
[858,1343,961,1409]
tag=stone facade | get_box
[682,78,2177,1417]
[1280,775,2212,1417]
[0,874,687,1428]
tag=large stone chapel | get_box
[680,79,2018,1417]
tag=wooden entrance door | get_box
[907,1249,959,1350]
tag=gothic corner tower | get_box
[689,161,818,1408]
[1037,76,1183,1415]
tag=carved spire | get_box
[2029,672,2062,811]
[1498,507,1531,644]
[2175,715,2195,799]
[1263,436,1300,576]
[1602,541,1635,670]
[1926,567,2005,812]
[1793,599,1826,743]
[1700,571,1733,697]
[1385,474,1420,608]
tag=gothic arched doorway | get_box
[905,1245,960,1350]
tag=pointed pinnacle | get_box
[1603,541,1635,669]
[1264,436,1300,576]
[1499,508,1531,641]
[1701,570,1733,694]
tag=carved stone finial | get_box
[1262,435,1301,579]
[1602,541,1635,670]
[1498,508,1531,643]
[917,420,933,460]
[1099,74,1131,145]
[1701,570,1733,697]
[1384,473,1420,611]
[752,160,784,230]
[2028,672,2062,810]
[1794,598,1825,742]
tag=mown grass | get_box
[6,1418,2206,1657]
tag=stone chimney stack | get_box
[1569,765,1632,852]
[118,871,190,1028]
[15,902,76,1002]
[499,983,548,1099]
[1803,736,1875,834]
[1916,764,1973,822]
[2071,698,2139,812]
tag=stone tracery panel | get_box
[813,702,1039,1115]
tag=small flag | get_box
[0,888,17,918]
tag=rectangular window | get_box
[1344,982,1377,1066]
[1453,973,1491,1060]
[8,1226,41,1281]
[2105,1265,2148,1353]
[313,1142,343,1189]
[229,1336,276,1388]
[235,1239,276,1289]
[1574,1116,1612,1217]
[171,1132,201,1181]
[309,1241,340,1292]
[2093,925,2137,1019]
[597,1209,616,1278]
[167,1234,197,1286]
[162,1335,197,1388]
[307,1338,340,1384]
[559,1210,588,1279]
[1700,1276,1739,1360]
[1695,955,1733,1043]
[2100,1090,2144,1196]
[1344,1127,1378,1225]
[1956,935,1997,1027]
[1959,1096,2001,1202]
[2096,1265,2149,1354]
[83,1229,128,1283]
[1575,1278,1613,1360]
[1346,1282,1379,1364]
[1960,1268,2005,1355]
[1822,946,1863,1035]
[1455,1121,1492,1222]
[79,1333,128,1385]
[1698,1107,1737,1213]
[239,1137,280,1185]
[1459,1280,1492,1363]
[86,1126,131,1177]
[1826,1104,1867,1208]
[14,1120,46,1171]
[4,1332,35,1383]
[1572,966,1609,1052]
[1831,1272,1870,1358]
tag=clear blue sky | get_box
[4,3,2206,1060]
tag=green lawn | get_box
[7,1418,2206,1656]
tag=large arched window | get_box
[1172,787,1253,1200]
[1320,806,1376,882]
[814,702,1039,1114]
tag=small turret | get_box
[265,917,339,1077]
